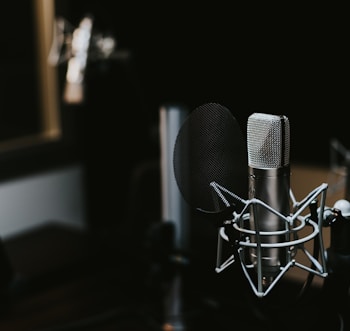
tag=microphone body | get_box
[247,113,291,286]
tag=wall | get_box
[0,164,86,240]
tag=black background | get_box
[0,1,348,234]
[55,1,349,167]
[50,2,350,233]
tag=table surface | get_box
[0,223,156,331]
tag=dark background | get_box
[0,1,348,259]
[0,2,349,330]
[53,2,349,232]
[1,2,348,179]
[55,1,349,168]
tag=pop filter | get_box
[173,103,247,213]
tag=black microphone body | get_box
[247,113,291,287]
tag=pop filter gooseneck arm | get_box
[172,102,248,288]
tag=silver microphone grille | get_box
[247,113,290,168]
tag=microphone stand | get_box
[322,159,350,330]
[323,216,350,329]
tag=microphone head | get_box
[247,113,290,169]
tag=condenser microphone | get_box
[247,113,291,288]
[173,104,329,298]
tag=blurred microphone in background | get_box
[159,103,190,331]
[63,15,93,104]
[48,13,129,104]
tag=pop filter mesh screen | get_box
[173,103,247,212]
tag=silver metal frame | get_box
[211,181,329,297]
